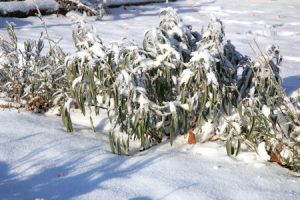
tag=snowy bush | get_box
[0,23,67,112]
[0,8,299,172]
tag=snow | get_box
[138,93,150,109]
[190,50,211,70]
[1,0,300,199]
[169,101,176,113]
[262,105,270,118]
[0,109,300,200]
[257,142,270,161]
[179,69,194,85]
[0,0,59,14]
[64,98,75,112]
[207,70,218,87]
[105,0,166,6]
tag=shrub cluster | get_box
[0,8,299,171]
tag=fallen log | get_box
[0,0,173,18]
[0,0,60,17]
[0,0,102,18]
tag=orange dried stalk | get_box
[0,104,10,108]
[0,103,20,109]
[270,150,285,166]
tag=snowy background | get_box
[0,0,300,199]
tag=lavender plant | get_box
[0,22,67,112]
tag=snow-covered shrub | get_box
[0,8,299,171]
[221,44,300,170]
[0,22,67,112]
[63,9,201,153]
[61,8,299,170]
[62,21,106,131]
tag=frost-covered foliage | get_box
[62,8,300,170]
[0,8,299,172]
[0,22,67,112]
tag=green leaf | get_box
[235,139,241,157]
[117,138,121,155]
[109,131,116,154]
[226,139,234,156]
[90,116,95,132]
[246,116,256,139]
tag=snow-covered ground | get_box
[0,0,300,199]
[0,109,299,200]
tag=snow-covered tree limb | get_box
[0,0,59,17]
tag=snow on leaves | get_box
[0,8,300,172]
